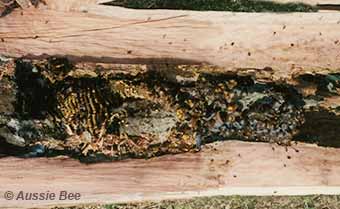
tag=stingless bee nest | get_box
[1,57,340,161]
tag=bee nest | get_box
[1,58,340,160]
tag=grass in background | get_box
[55,195,340,209]
[105,195,340,209]
[103,0,317,12]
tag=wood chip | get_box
[15,0,31,8]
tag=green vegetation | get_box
[103,0,317,12]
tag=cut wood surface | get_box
[0,1,340,80]
[1,141,340,208]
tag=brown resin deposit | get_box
[1,57,340,161]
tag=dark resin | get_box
[2,58,339,161]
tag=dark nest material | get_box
[1,58,340,161]
[0,0,43,17]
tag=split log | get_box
[1,141,340,208]
[0,2,340,81]
[1,1,340,208]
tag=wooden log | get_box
[1,141,340,208]
[0,3,340,80]
[1,3,340,208]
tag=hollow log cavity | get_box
[0,57,340,161]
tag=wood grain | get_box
[0,4,340,80]
[0,141,340,208]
